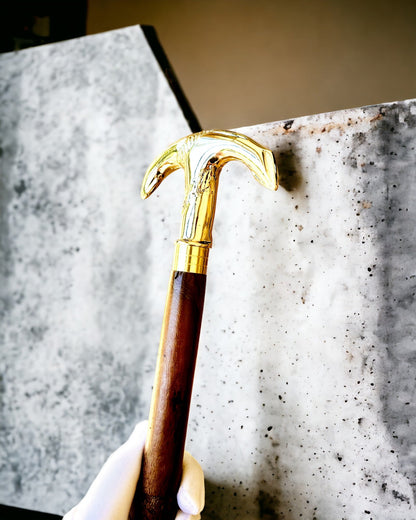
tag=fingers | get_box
[177,451,205,517]
[175,512,201,520]
[63,422,205,520]
[62,506,77,520]
[73,421,148,520]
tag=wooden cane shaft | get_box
[130,270,206,520]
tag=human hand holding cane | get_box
[63,421,204,520]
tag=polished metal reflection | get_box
[141,130,278,274]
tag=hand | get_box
[63,421,204,520]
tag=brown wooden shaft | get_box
[129,270,207,520]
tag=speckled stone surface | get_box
[1,29,416,520]
[190,100,416,519]
[0,26,190,513]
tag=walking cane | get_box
[129,130,278,520]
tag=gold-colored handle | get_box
[141,130,279,274]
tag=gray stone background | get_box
[0,26,190,513]
[1,25,416,520]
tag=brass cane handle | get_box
[141,130,279,274]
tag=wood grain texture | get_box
[129,270,207,520]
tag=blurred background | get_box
[1,0,415,129]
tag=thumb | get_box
[177,451,205,517]
[68,421,148,520]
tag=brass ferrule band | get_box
[173,241,210,274]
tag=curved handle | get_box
[141,130,278,250]
[129,271,206,520]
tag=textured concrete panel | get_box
[0,26,190,513]
[190,100,416,519]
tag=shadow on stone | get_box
[274,148,303,193]
[369,104,416,501]
[202,477,296,519]
[202,479,253,520]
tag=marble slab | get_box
[0,25,191,513]
[1,26,416,520]
[192,100,416,519]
